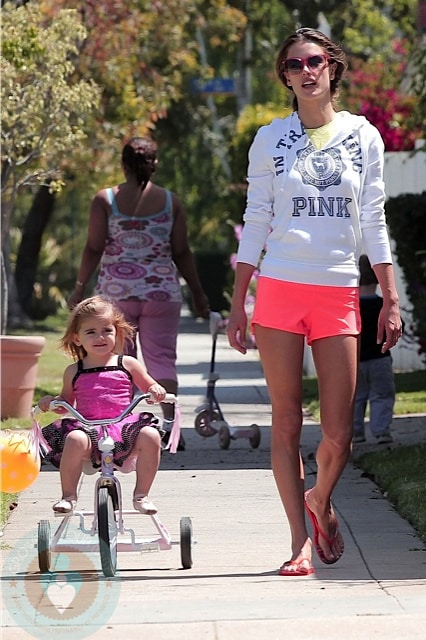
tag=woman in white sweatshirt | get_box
[227,28,402,576]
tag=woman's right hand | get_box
[226,306,248,355]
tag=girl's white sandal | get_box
[133,494,157,515]
[53,497,77,514]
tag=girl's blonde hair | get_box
[60,296,135,360]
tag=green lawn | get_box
[354,444,426,544]
[303,369,426,420]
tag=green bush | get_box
[385,191,426,363]
[193,250,232,313]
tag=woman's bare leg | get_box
[306,334,358,561]
[254,326,311,565]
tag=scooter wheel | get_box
[218,425,231,450]
[194,410,219,438]
[249,424,261,449]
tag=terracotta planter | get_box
[0,335,46,419]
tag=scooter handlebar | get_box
[209,311,226,336]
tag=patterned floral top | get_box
[95,187,182,302]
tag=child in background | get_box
[38,296,166,514]
[353,255,397,444]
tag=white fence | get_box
[303,145,426,375]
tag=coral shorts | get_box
[252,277,361,346]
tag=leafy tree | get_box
[1,2,100,330]
[6,0,210,323]
[405,34,426,150]
[154,0,290,249]
[5,0,424,328]
[40,0,206,139]
[338,0,416,57]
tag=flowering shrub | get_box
[359,92,419,151]
[344,40,422,151]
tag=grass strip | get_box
[356,443,426,544]
[1,492,18,534]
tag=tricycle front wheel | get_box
[98,487,118,577]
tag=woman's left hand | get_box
[377,302,403,352]
[191,291,210,319]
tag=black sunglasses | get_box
[282,54,329,75]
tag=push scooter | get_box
[194,312,261,450]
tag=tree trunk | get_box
[15,185,56,317]
[1,251,7,333]
[3,237,33,330]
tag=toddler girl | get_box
[38,296,166,515]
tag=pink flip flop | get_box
[278,557,315,576]
[304,490,344,565]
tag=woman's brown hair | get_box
[275,28,348,110]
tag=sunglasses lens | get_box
[284,59,302,73]
[283,55,328,74]
[308,55,326,68]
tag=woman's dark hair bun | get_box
[122,137,158,187]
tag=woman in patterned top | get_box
[69,138,210,449]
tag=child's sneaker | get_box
[375,433,393,445]
[161,419,186,451]
[352,433,366,444]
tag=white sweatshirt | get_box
[237,110,392,287]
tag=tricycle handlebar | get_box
[33,393,176,427]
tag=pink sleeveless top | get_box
[72,355,133,420]
[42,355,163,471]
[95,187,182,303]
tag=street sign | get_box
[191,78,235,95]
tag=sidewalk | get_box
[1,310,426,639]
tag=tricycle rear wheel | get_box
[38,519,51,573]
[180,516,193,569]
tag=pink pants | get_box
[115,300,181,382]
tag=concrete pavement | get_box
[1,310,426,639]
